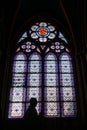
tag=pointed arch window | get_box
[8,21,77,118]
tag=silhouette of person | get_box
[23,97,38,120]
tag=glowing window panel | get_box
[59,32,68,44]
[59,52,71,61]
[44,87,59,101]
[27,73,42,86]
[60,73,74,86]
[8,103,24,118]
[44,102,60,117]
[28,60,42,73]
[48,33,55,39]
[12,73,26,87]
[27,87,41,101]
[39,37,47,42]
[14,52,27,60]
[12,61,27,72]
[60,87,76,101]
[61,102,77,117]
[44,73,58,86]
[45,52,57,60]
[44,60,58,73]
[29,52,41,60]
[30,22,56,42]
[48,26,55,31]
[18,32,28,43]
[10,87,25,101]
[21,41,36,53]
[59,60,73,73]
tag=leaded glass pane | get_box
[8,103,24,118]
[12,73,26,87]
[61,102,77,117]
[44,60,58,73]
[60,73,74,86]
[27,87,41,101]
[27,73,42,86]
[59,52,71,60]
[12,61,27,72]
[44,87,59,101]
[59,32,68,44]
[44,73,58,86]
[59,60,73,73]
[29,52,41,60]
[44,102,60,117]
[45,53,57,60]
[14,52,27,60]
[60,87,75,101]
[18,32,28,43]
[28,60,42,73]
[10,87,25,101]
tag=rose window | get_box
[29,22,56,42]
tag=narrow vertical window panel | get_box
[8,52,27,118]
[27,52,42,116]
[27,52,42,87]
[44,52,59,117]
[59,52,76,117]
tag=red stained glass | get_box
[38,28,48,36]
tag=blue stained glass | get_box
[27,87,41,101]
[44,102,60,117]
[59,60,73,73]
[44,73,58,86]
[60,87,76,101]
[14,52,27,60]
[45,52,57,60]
[12,73,26,87]
[44,60,58,73]
[44,87,59,101]
[27,73,42,86]
[59,32,68,44]
[60,73,74,86]
[12,61,27,72]
[29,52,41,60]
[8,103,24,118]
[44,53,58,86]
[10,87,26,101]
[61,102,77,117]
[59,52,71,61]
[18,32,28,43]
[8,22,77,118]
[28,60,42,73]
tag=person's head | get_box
[30,98,37,107]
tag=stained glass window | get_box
[8,21,77,118]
